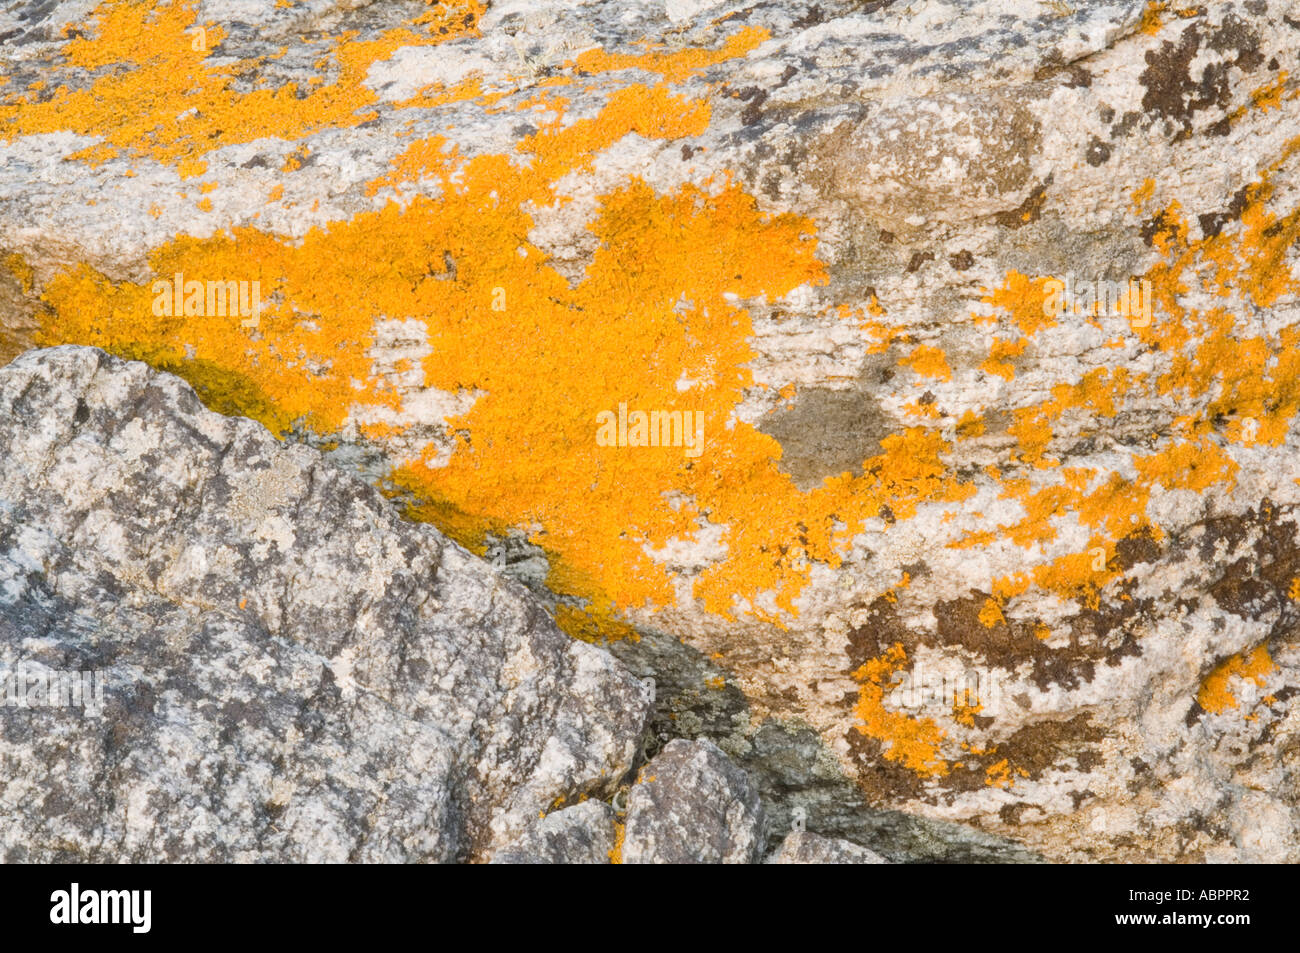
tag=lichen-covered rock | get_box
[489,801,616,864]
[768,831,888,865]
[0,345,651,862]
[621,739,765,864]
[4,0,1300,862]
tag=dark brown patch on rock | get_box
[998,714,1104,781]
[992,183,1046,229]
[906,250,935,273]
[1198,184,1251,239]
[846,730,924,801]
[948,249,974,270]
[1085,136,1111,166]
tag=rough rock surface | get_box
[3,0,1300,862]
[621,739,765,864]
[768,831,889,865]
[489,800,617,864]
[0,346,651,862]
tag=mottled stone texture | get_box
[768,831,889,865]
[490,801,617,864]
[622,739,766,864]
[3,0,1300,862]
[0,346,650,862]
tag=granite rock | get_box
[768,831,889,865]
[0,345,651,862]
[489,800,616,864]
[621,739,765,864]
[3,0,1300,862]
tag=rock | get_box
[4,0,1300,862]
[768,831,888,865]
[621,739,765,864]
[611,632,1043,863]
[0,346,651,862]
[489,801,616,864]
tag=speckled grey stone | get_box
[768,831,889,865]
[0,345,652,863]
[622,738,765,864]
[489,800,616,864]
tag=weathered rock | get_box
[768,831,888,865]
[489,800,616,864]
[0,346,651,862]
[3,0,1300,862]
[621,739,765,864]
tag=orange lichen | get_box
[1197,645,1275,714]
[852,644,948,778]
[901,344,952,381]
[1250,72,1289,112]
[980,337,1026,381]
[35,25,975,638]
[1139,1,1167,35]
[568,26,770,84]
[956,409,984,438]
[977,597,1005,628]
[607,820,625,864]
[985,759,1029,788]
[0,0,486,168]
[952,701,982,727]
[978,271,1059,338]
[4,253,34,295]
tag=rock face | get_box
[489,801,617,864]
[0,346,651,862]
[3,0,1300,862]
[621,739,766,864]
[768,831,889,865]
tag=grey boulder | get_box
[0,346,651,862]
[621,739,765,864]
[768,831,889,865]
[489,801,616,864]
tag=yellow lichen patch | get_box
[985,758,1012,788]
[852,644,948,778]
[1139,1,1167,35]
[1133,438,1239,493]
[1131,177,1156,211]
[978,271,1059,338]
[955,409,984,439]
[552,601,641,645]
[4,253,34,295]
[1250,72,1289,112]
[607,819,625,864]
[985,758,1029,788]
[900,344,952,381]
[0,0,485,168]
[1197,645,1276,714]
[568,26,770,84]
[991,573,1031,602]
[977,597,1005,629]
[1027,542,1120,610]
[39,74,977,639]
[980,337,1026,381]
